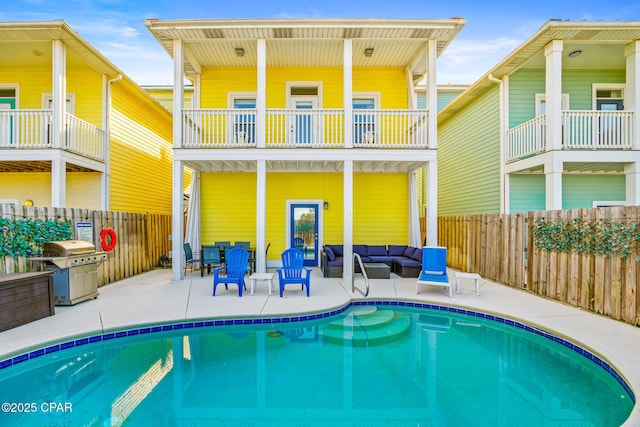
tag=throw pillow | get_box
[325,246,335,261]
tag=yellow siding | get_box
[0,172,101,209]
[0,67,50,108]
[200,172,408,260]
[199,66,407,109]
[67,67,103,127]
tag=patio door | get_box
[0,98,15,146]
[289,203,319,266]
[288,84,320,145]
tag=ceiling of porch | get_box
[511,162,625,174]
[184,159,426,173]
[0,160,97,173]
[144,18,466,79]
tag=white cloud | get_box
[437,37,523,84]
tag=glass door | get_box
[291,96,318,145]
[0,97,15,146]
[290,204,318,266]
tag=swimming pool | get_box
[0,302,634,426]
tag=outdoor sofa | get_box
[321,244,423,278]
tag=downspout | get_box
[102,74,122,211]
[488,73,506,214]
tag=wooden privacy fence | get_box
[0,204,172,287]
[438,207,640,326]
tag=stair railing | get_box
[352,253,370,297]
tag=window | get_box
[353,97,376,144]
[535,93,569,116]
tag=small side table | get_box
[249,272,275,296]
[455,272,481,296]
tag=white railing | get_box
[181,108,429,148]
[0,109,51,148]
[266,109,344,147]
[183,109,257,148]
[562,110,633,149]
[0,110,104,161]
[506,111,634,163]
[352,109,428,148]
[506,115,546,162]
[64,113,105,161]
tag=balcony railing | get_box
[0,109,104,161]
[506,111,633,162]
[182,109,429,148]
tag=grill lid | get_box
[43,240,96,257]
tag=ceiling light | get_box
[568,50,582,58]
[364,48,374,57]
[235,47,245,57]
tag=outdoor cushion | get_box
[367,245,388,256]
[403,246,416,258]
[368,255,393,264]
[411,247,423,261]
[353,245,368,257]
[325,246,335,261]
[329,244,344,257]
[388,245,408,257]
[327,257,343,267]
[394,257,421,268]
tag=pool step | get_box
[319,307,411,347]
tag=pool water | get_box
[0,304,634,426]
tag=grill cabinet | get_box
[29,240,107,306]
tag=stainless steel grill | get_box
[30,240,107,306]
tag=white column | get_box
[625,162,640,205]
[192,74,201,109]
[256,39,266,148]
[545,159,563,210]
[172,160,185,280]
[544,40,563,151]
[625,41,640,150]
[51,39,66,207]
[256,159,266,272]
[51,158,66,208]
[173,39,184,149]
[343,39,353,148]
[426,160,437,246]
[343,160,353,281]
[426,39,437,149]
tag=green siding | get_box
[562,175,625,209]
[509,68,626,127]
[510,174,545,213]
[438,85,501,215]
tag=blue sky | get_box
[5,0,640,85]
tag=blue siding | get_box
[562,175,625,209]
[510,175,546,213]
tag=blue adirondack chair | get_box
[213,247,250,296]
[416,246,452,297]
[276,248,311,297]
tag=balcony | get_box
[0,110,105,161]
[506,111,634,162]
[182,109,429,149]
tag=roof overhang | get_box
[144,18,466,80]
[439,19,640,125]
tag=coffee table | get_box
[363,263,391,279]
[249,272,275,296]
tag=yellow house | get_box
[145,18,465,280]
[0,20,175,214]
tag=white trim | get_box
[592,200,625,208]
[352,92,380,108]
[227,91,257,108]
[286,81,323,108]
[42,93,76,115]
[352,92,380,144]
[227,92,257,144]
[0,199,19,207]
[285,199,324,267]
[592,83,625,109]
[535,93,569,116]
[0,84,19,108]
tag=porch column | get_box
[51,39,66,207]
[171,38,185,281]
[173,39,184,149]
[172,160,185,281]
[256,159,266,273]
[426,39,437,149]
[544,159,563,210]
[426,159,437,246]
[343,39,353,148]
[343,159,353,282]
[544,40,563,151]
[192,74,201,109]
[625,162,640,205]
[256,39,266,148]
[625,41,640,150]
